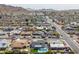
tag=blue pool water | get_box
[38,48,48,53]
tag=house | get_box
[32,35,42,39]
[65,22,79,29]
[35,26,44,30]
[22,27,35,31]
[49,40,68,50]
[32,31,44,38]
[45,26,56,32]
[30,39,48,49]
[64,25,76,34]
[20,31,32,39]
[70,22,79,28]
[10,29,21,35]
[10,33,20,40]
[11,39,31,49]
[0,32,9,39]
[0,39,9,50]
[32,38,45,41]
[46,34,59,39]
[20,31,32,36]
[35,23,51,27]
[44,30,60,39]
[3,27,14,32]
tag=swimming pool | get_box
[38,48,48,53]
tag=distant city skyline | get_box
[8,4,79,10]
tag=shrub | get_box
[5,50,14,54]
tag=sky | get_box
[9,4,79,10]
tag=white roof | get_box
[32,38,44,42]
[50,44,65,48]
[16,38,20,41]
[50,40,65,48]
[70,22,77,25]
[35,45,42,47]
[36,26,44,29]
[10,30,21,34]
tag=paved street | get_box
[46,16,79,53]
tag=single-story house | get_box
[20,31,32,36]
[49,40,68,50]
[10,29,21,35]
[3,27,14,32]
[0,39,9,49]
[30,40,48,49]
[0,32,9,39]
[22,27,35,31]
[20,31,32,39]
[35,26,44,30]
[32,31,44,38]
[11,39,31,49]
